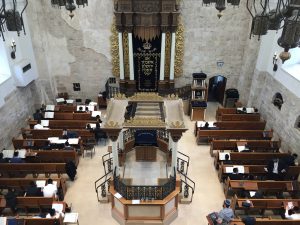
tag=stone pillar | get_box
[118,32,125,80]
[128,32,134,80]
[168,132,172,150]
[169,32,176,81]
[171,139,177,175]
[118,130,124,150]
[159,32,166,81]
[112,139,119,176]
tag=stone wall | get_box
[248,70,300,154]
[26,0,114,103]
[0,82,39,149]
[177,0,258,91]
[25,1,260,102]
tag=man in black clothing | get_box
[26,181,43,197]
[265,158,288,180]
[284,154,298,167]
[33,109,43,121]
[229,167,243,180]
[0,153,7,163]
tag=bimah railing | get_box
[113,167,176,200]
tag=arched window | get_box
[272,92,283,110]
[295,116,300,129]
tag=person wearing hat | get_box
[216,199,234,224]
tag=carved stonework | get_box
[164,31,171,78]
[114,0,180,37]
[114,93,127,100]
[169,121,184,128]
[104,121,120,128]
[111,19,120,77]
[168,128,188,142]
[129,92,164,101]
[123,31,130,79]
[124,117,166,127]
[167,94,179,100]
[174,18,184,78]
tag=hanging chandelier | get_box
[0,0,28,41]
[202,0,300,63]
[51,0,88,19]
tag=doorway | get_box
[208,75,227,104]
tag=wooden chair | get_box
[83,138,96,158]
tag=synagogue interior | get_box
[0,0,300,225]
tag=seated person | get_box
[284,153,298,167]
[0,153,7,163]
[201,122,210,130]
[93,122,102,144]
[63,141,74,150]
[228,167,243,180]
[33,109,43,121]
[62,129,68,139]
[265,158,288,180]
[25,181,43,197]
[86,123,93,131]
[85,106,89,112]
[285,205,300,220]
[46,208,64,219]
[96,115,102,124]
[33,120,47,130]
[223,154,232,165]
[9,151,24,163]
[77,106,84,113]
[216,199,234,224]
[43,179,57,198]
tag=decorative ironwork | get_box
[111,18,120,77]
[101,183,107,197]
[113,168,176,200]
[51,0,88,19]
[184,184,189,198]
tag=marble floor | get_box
[63,101,225,225]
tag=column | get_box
[118,130,124,150]
[168,132,172,151]
[171,140,177,176]
[159,32,166,81]
[128,32,134,80]
[118,32,125,80]
[112,139,119,176]
[169,32,176,80]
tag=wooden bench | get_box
[48,112,94,120]
[196,130,273,145]
[0,163,67,178]
[0,178,67,197]
[218,165,300,182]
[210,140,281,157]
[28,119,96,129]
[21,128,94,141]
[231,194,300,215]
[217,113,261,121]
[28,150,79,166]
[230,218,300,225]
[214,152,290,169]
[224,178,300,198]
[195,121,266,136]
[0,216,63,225]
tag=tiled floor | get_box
[64,101,225,225]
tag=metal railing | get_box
[102,152,113,175]
[177,168,195,203]
[177,151,190,175]
[113,167,176,200]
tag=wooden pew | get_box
[217,113,261,121]
[218,165,300,182]
[195,121,266,136]
[210,140,281,157]
[28,119,96,129]
[196,130,273,145]
[21,128,94,141]
[50,112,94,120]
[0,178,67,197]
[214,152,290,169]
[0,163,66,178]
[231,194,300,215]
[224,178,300,198]
[230,218,300,225]
[12,138,50,150]
[24,218,63,225]
[216,107,237,119]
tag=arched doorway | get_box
[208,75,227,104]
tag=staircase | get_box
[134,102,162,119]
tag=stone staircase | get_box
[134,102,162,119]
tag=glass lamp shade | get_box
[278,19,300,49]
[215,0,226,12]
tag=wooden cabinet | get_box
[135,146,157,161]
[98,96,107,108]
[190,73,208,121]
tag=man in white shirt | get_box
[43,179,57,198]
[285,205,300,220]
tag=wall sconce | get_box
[272,52,278,72]
[11,40,16,59]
